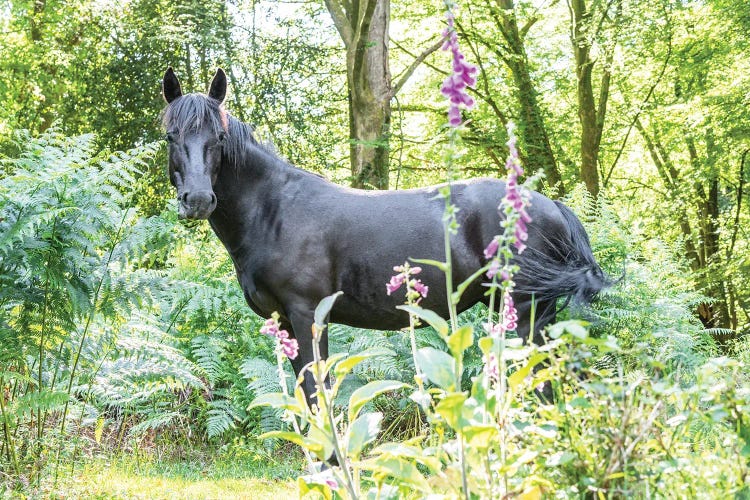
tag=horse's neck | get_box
[208,144,288,260]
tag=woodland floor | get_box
[6,446,302,499]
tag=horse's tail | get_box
[515,201,609,308]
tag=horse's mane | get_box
[162,93,326,180]
[162,93,258,168]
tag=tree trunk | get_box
[686,131,731,330]
[635,117,701,270]
[569,0,618,199]
[30,0,46,42]
[496,0,563,196]
[326,0,392,190]
[571,0,599,198]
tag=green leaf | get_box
[451,265,489,305]
[447,325,473,356]
[298,478,333,500]
[371,442,442,474]
[347,412,383,457]
[349,380,408,422]
[396,305,449,337]
[547,320,589,340]
[307,423,335,461]
[409,257,448,272]
[415,347,456,390]
[314,291,343,328]
[508,353,547,392]
[546,451,577,467]
[478,336,495,355]
[435,392,469,430]
[334,348,392,380]
[367,456,431,492]
[248,393,304,415]
[464,424,498,449]
[323,352,348,375]
[259,431,324,455]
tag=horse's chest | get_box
[236,269,282,319]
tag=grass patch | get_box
[8,442,304,499]
[48,465,297,499]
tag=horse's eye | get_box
[165,133,176,143]
[218,132,227,144]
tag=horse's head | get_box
[162,67,228,220]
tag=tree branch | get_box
[324,0,354,46]
[519,16,539,39]
[604,27,672,187]
[728,149,748,258]
[391,36,445,98]
[351,0,378,87]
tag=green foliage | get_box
[562,186,718,381]
[0,130,276,488]
[2,0,750,495]
[0,129,162,481]
[259,310,749,498]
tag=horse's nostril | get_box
[180,192,189,203]
[210,193,217,205]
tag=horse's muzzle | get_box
[178,190,217,220]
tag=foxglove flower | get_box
[483,122,533,275]
[483,236,499,260]
[487,291,518,337]
[261,315,299,360]
[386,263,428,302]
[440,10,477,127]
[502,124,532,253]
[413,280,429,298]
[386,274,406,295]
[486,352,499,383]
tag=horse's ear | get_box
[208,68,227,103]
[162,67,182,104]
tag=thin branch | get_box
[392,38,448,76]
[728,149,748,258]
[324,0,354,46]
[391,36,446,98]
[617,177,668,197]
[604,32,672,187]
[594,0,618,39]
[519,16,540,39]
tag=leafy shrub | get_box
[0,130,277,489]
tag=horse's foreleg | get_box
[287,309,330,409]
[287,309,339,467]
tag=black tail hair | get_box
[514,200,610,308]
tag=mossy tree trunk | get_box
[569,0,621,199]
[326,0,393,190]
[496,0,563,196]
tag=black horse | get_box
[161,68,607,400]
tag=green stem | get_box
[54,209,129,482]
[443,129,469,500]
[276,350,315,471]
[404,278,424,385]
[37,214,57,442]
[311,326,358,498]
[0,383,20,477]
[496,292,508,494]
